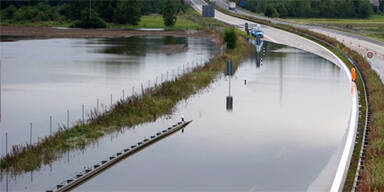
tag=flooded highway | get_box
[71,42,351,191]
[1,39,352,191]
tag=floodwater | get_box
[0,36,216,154]
[0,39,352,191]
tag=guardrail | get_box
[273,25,370,192]
[47,120,192,192]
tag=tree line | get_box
[0,0,186,28]
[237,0,382,18]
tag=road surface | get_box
[214,0,384,83]
[191,1,358,191]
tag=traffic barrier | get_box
[47,120,192,192]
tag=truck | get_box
[229,1,236,10]
[251,24,264,38]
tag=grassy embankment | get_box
[0,11,251,174]
[285,14,384,42]
[0,14,202,31]
[215,5,384,191]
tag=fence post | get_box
[67,109,69,129]
[122,89,125,100]
[50,116,52,136]
[132,86,135,96]
[5,132,7,156]
[30,122,32,145]
[82,104,85,126]
[141,83,144,95]
[161,73,163,82]
[97,98,99,114]
[110,93,112,107]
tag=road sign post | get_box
[367,51,373,59]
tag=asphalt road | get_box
[191,0,341,67]
[213,0,384,83]
[191,1,358,191]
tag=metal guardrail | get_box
[47,120,192,192]
[274,25,370,192]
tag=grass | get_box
[0,20,73,27]
[284,14,384,42]
[0,24,251,174]
[108,14,202,30]
[214,5,384,191]
[0,13,202,31]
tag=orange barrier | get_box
[352,67,356,82]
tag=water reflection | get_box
[71,41,351,191]
[1,40,351,191]
[0,36,216,165]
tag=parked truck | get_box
[229,1,236,10]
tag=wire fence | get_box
[1,46,226,158]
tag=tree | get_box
[163,0,177,26]
[276,4,288,18]
[1,5,17,20]
[224,27,237,49]
[113,0,142,25]
[264,5,279,18]
[72,8,106,28]
[379,0,384,12]
[358,0,373,18]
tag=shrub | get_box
[72,8,106,28]
[224,27,237,49]
[1,5,17,20]
[163,0,177,26]
[264,5,279,18]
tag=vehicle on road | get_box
[251,24,264,38]
[228,1,236,10]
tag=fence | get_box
[0,47,225,159]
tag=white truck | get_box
[229,1,236,10]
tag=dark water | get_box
[0,36,216,155]
[0,39,352,191]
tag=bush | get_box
[113,0,141,25]
[224,27,237,49]
[264,5,279,18]
[72,8,106,28]
[1,5,17,20]
[72,16,106,28]
[163,0,177,26]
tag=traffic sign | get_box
[226,61,233,76]
[367,52,373,59]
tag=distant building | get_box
[370,0,380,7]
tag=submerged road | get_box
[191,0,358,191]
[214,0,384,83]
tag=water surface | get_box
[0,36,216,153]
[70,42,352,191]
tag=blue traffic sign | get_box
[226,61,233,76]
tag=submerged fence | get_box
[0,46,225,159]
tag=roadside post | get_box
[226,61,233,111]
[245,23,249,36]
